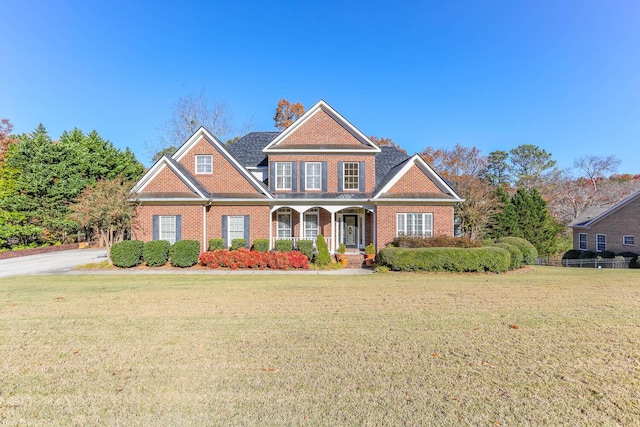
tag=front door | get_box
[343,215,358,248]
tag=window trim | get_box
[623,235,635,246]
[275,162,292,190]
[396,213,433,238]
[195,155,213,174]
[343,162,359,190]
[596,234,606,252]
[304,208,319,240]
[277,209,292,239]
[578,233,587,251]
[159,215,177,244]
[228,215,245,242]
[305,162,322,191]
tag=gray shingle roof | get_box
[374,145,411,191]
[226,132,280,167]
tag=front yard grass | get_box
[1,267,639,425]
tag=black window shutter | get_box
[175,215,182,241]
[359,161,365,192]
[222,215,228,248]
[291,162,297,192]
[300,161,306,192]
[152,215,159,240]
[322,162,328,192]
[244,215,250,248]
[338,161,344,192]
[269,162,275,192]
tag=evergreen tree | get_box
[486,186,518,238]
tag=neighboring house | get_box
[571,191,640,254]
[129,100,463,253]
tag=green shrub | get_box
[495,237,538,264]
[143,240,170,267]
[275,239,293,252]
[617,251,638,267]
[208,238,224,251]
[378,247,510,273]
[579,250,596,259]
[562,249,582,260]
[297,239,314,261]
[314,234,332,266]
[110,240,144,268]
[393,235,482,248]
[491,242,523,270]
[169,240,200,267]
[599,250,616,259]
[252,239,269,252]
[231,238,246,250]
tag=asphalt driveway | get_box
[0,248,108,278]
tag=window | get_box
[578,233,587,251]
[304,208,319,240]
[229,216,245,241]
[160,216,177,244]
[306,162,321,190]
[275,162,291,190]
[277,209,292,239]
[596,234,606,252]
[623,235,635,246]
[343,162,359,190]
[396,213,433,237]
[195,155,212,174]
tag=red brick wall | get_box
[280,109,363,146]
[269,154,376,194]
[206,205,271,247]
[386,164,443,194]
[132,205,205,248]
[176,136,259,194]
[140,166,194,194]
[572,198,640,253]
[375,205,455,250]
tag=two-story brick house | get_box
[129,100,463,253]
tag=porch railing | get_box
[271,237,333,252]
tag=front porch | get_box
[270,205,374,254]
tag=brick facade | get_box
[278,109,364,146]
[140,166,195,194]
[376,205,455,249]
[386,164,442,194]
[133,205,205,247]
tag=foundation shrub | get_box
[208,238,224,251]
[495,237,538,264]
[393,235,482,248]
[199,249,308,270]
[579,250,596,259]
[231,238,246,251]
[617,251,639,267]
[599,250,616,259]
[252,239,270,253]
[562,249,582,260]
[275,239,293,252]
[378,247,510,273]
[143,240,170,267]
[169,240,200,267]
[314,234,331,266]
[297,239,314,261]
[490,242,523,270]
[110,240,144,268]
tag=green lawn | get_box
[1,268,639,425]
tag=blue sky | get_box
[2,1,639,172]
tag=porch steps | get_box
[343,253,366,269]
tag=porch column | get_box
[331,211,336,253]
[269,210,273,250]
[299,211,304,240]
[202,205,207,252]
[372,209,377,251]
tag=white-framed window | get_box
[159,216,177,244]
[275,162,292,190]
[306,162,321,190]
[195,155,212,174]
[277,209,292,239]
[304,208,319,240]
[396,213,433,237]
[623,235,635,246]
[578,233,587,251]
[596,234,606,252]
[229,216,245,241]
[343,162,359,190]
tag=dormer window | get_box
[195,155,212,174]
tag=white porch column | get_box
[372,209,377,251]
[202,205,207,252]
[331,211,335,253]
[269,210,273,250]
[299,211,304,239]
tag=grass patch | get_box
[1,267,639,425]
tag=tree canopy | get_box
[273,99,305,130]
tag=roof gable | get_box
[263,100,380,153]
[130,156,207,198]
[571,190,640,228]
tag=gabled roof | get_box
[571,190,640,228]
[226,132,279,168]
[263,100,381,153]
[373,154,463,201]
[129,155,207,199]
[375,145,411,188]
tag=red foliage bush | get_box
[199,248,309,270]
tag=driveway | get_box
[0,248,108,278]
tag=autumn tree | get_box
[369,136,407,154]
[273,99,305,130]
[69,177,137,258]
[573,155,621,193]
[0,118,17,164]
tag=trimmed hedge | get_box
[110,240,144,268]
[199,248,309,270]
[169,240,200,267]
[275,239,293,252]
[378,247,510,273]
[231,238,246,250]
[208,238,224,251]
[253,239,270,252]
[143,240,170,267]
[314,234,331,266]
[491,242,523,270]
[562,249,582,260]
[495,237,538,265]
[393,235,482,248]
[297,239,314,261]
